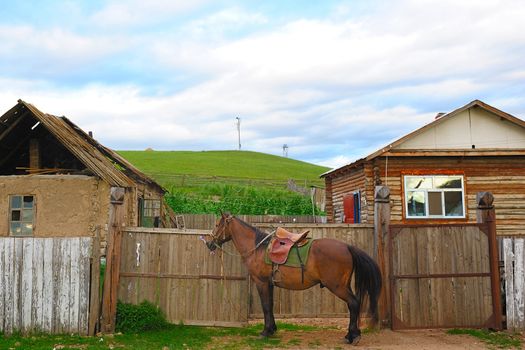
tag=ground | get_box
[229,318,516,349]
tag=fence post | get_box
[374,185,390,327]
[476,192,503,330]
[101,187,125,333]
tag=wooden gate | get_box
[118,228,249,327]
[389,224,501,329]
[0,237,94,335]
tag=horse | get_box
[205,213,382,345]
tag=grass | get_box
[447,328,522,349]
[119,150,329,215]
[118,150,329,184]
[0,322,320,350]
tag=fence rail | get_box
[178,214,327,230]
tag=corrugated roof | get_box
[2,100,164,193]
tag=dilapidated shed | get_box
[0,100,170,246]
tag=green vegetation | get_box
[447,328,522,349]
[116,301,169,333]
[119,150,330,215]
[0,322,320,350]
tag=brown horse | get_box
[205,213,382,344]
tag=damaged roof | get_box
[0,99,165,193]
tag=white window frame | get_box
[404,175,465,219]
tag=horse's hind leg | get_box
[254,279,277,337]
[325,283,361,344]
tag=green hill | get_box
[118,150,329,187]
[118,150,330,215]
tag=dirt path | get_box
[247,318,513,349]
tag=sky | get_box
[1,0,525,169]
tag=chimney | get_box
[88,131,93,138]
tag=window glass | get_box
[434,177,462,189]
[405,175,464,219]
[10,196,21,209]
[444,191,463,216]
[407,191,425,216]
[406,177,433,189]
[9,195,34,235]
[428,191,443,216]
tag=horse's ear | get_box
[220,211,227,219]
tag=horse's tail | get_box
[347,245,382,324]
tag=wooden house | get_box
[321,100,525,236]
[0,100,170,246]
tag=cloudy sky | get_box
[1,0,525,169]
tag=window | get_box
[9,195,35,235]
[404,175,465,219]
[138,198,161,227]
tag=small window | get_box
[139,198,161,227]
[404,175,465,219]
[9,195,35,235]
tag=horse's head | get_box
[205,212,234,251]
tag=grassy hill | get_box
[118,150,330,215]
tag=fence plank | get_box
[13,238,23,330]
[79,237,92,335]
[515,239,525,329]
[32,239,44,331]
[21,239,34,332]
[42,238,54,333]
[69,238,81,333]
[503,238,515,330]
[4,239,14,334]
[0,238,4,333]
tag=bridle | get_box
[206,215,273,258]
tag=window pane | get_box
[10,222,21,235]
[407,191,426,216]
[11,210,21,221]
[406,177,432,189]
[445,191,463,216]
[428,192,443,216]
[21,223,33,235]
[435,177,462,189]
[10,196,22,209]
[22,209,33,222]
[23,196,34,208]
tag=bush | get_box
[116,300,169,333]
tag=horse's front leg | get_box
[254,278,277,337]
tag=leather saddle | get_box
[268,227,310,265]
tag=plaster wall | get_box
[0,175,110,237]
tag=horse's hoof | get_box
[347,335,361,346]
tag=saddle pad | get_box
[265,238,314,267]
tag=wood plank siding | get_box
[325,156,525,236]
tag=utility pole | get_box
[283,144,288,157]
[236,117,241,150]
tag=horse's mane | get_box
[234,216,271,248]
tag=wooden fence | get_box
[0,237,94,335]
[118,227,249,327]
[389,224,499,329]
[117,224,373,326]
[179,214,326,230]
[502,237,525,330]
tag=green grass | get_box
[447,328,522,349]
[119,150,329,215]
[0,322,319,350]
[119,150,329,182]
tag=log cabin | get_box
[0,100,172,249]
[321,100,525,236]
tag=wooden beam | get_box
[374,185,390,328]
[384,149,525,157]
[0,110,29,143]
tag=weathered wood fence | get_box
[502,237,525,330]
[0,237,96,335]
[178,214,326,230]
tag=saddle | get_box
[268,227,310,265]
